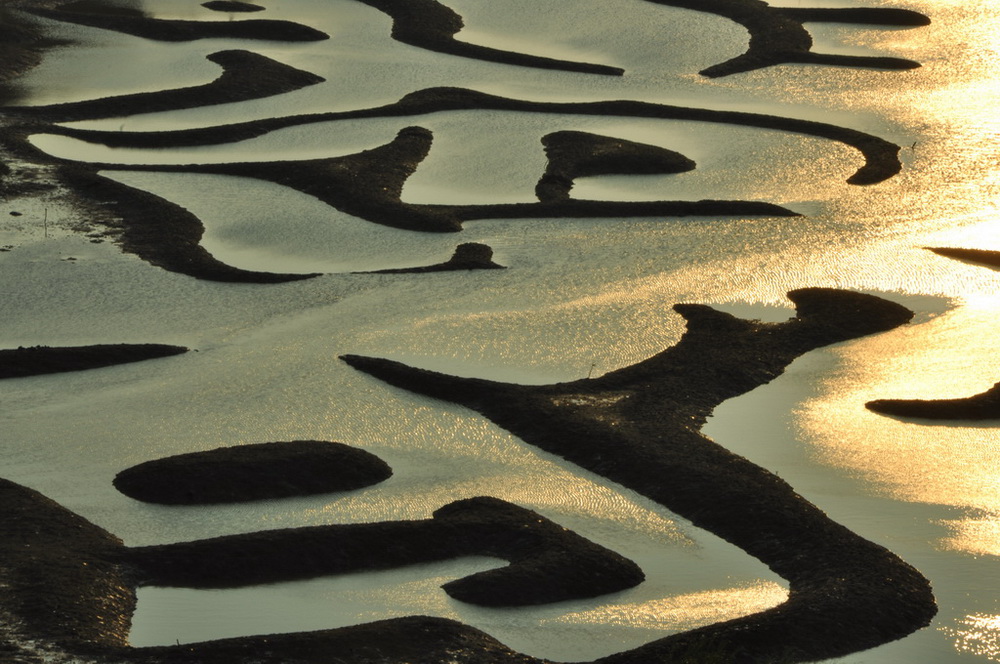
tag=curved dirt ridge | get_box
[5,50,326,122]
[0,343,188,379]
[0,479,643,661]
[355,0,624,76]
[113,441,394,505]
[867,382,1000,420]
[23,4,329,42]
[41,86,905,185]
[341,288,937,663]
[88,126,797,233]
[642,0,926,77]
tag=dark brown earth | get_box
[84,125,796,234]
[32,86,906,185]
[926,246,1000,270]
[867,382,1000,420]
[113,441,394,505]
[360,242,505,273]
[0,2,938,663]
[5,49,325,122]
[342,288,937,663]
[0,343,188,379]
[536,130,696,203]
[202,1,264,12]
[23,3,329,41]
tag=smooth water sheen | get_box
[3,0,1000,661]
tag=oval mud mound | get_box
[114,441,392,505]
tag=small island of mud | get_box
[867,382,1000,420]
[0,343,188,379]
[113,441,393,505]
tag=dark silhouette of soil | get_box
[644,0,927,77]
[202,1,264,12]
[342,288,937,663]
[89,126,795,234]
[39,86,905,185]
[867,382,1000,420]
[0,343,187,379]
[360,242,505,273]
[926,246,1000,270]
[536,130,695,203]
[24,4,329,42]
[0,478,641,661]
[6,50,325,122]
[114,441,393,505]
[355,0,623,76]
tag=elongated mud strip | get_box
[926,246,1000,270]
[0,343,188,379]
[642,0,926,77]
[0,478,638,662]
[89,126,796,233]
[42,86,904,185]
[867,382,1000,420]
[23,5,329,41]
[114,441,393,505]
[536,130,696,203]
[5,50,325,123]
[129,496,645,606]
[57,166,323,282]
[359,242,505,273]
[354,0,623,76]
[342,288,938,663]
[202,0,265,12]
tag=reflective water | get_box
[4,0,1000,661]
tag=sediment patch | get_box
[0,343,187,379]
[113,441,393,505]
[867,382,1000,420]
[342,288,937,663]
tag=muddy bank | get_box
[646,0,926,77]
[357,0,623,76]
[6,50,325,122]
[927,246,1000,270]
[867,382,1000,420]
[114,441,393,505]
[23,4,329,42]
[0,477,639,663]
[58,166,323,282]
[90,126,796,233]
[0,343,187,379]
[343,288,937,663]
[361,242,505,273]
[536,130,695,203]
[43,86,905,185]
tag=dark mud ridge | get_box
[5,50,325,122]
[113,441,393,505]
[536,130,696,203]
[40,86,906,186]
[0,290,938,664]
[24,3,329,42]
[202,1,264,12]
[647,0,927,77]
[867,382,1000,420]
[0,343,187,379]
[342,288,938,663]
[360,242,505,274]
[926,246,1000,270]
[0,479,642,662]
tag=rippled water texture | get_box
[3,0,1000,661]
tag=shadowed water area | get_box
[2,0,1000,663]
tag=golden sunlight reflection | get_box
[797,304,1000,556]
[944,614,1000,662]
[545,581,788,631]
[941,515,1000,558]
